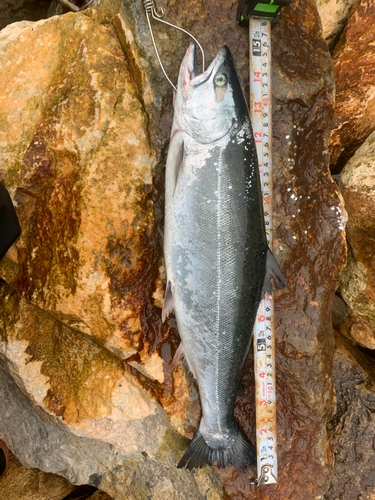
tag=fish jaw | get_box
[179,43,226,101]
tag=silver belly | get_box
[164,132,254,439]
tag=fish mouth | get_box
[181,43,228,89]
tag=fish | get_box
[162,43,286,470]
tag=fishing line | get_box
[142,0,205,91]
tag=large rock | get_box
[315,0,357,49]
[337,130,375,349]
[0,453,76,500]
[0,10,221,499]
[337,305,375,350]
[325,332,375,499]
[0,0,347,499]
[329,0,375,173]
[0,12,158,361]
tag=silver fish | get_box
[163,43,286,470]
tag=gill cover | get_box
[175,44,248,144]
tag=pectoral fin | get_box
[261,249,287,298]
[162,280,174,323]
[167,133,185,196]
[173,139,184,195]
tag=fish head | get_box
[175,43,248,144]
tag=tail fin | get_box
[177,427,256,470]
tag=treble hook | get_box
[142,0,205,92]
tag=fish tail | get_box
[177,427,256,470]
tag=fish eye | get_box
[214,74,227,87]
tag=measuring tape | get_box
[250,17,278,485]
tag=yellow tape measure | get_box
[250,17,278,485]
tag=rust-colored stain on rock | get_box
[329,0,375,173]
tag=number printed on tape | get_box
[250,16,278,485]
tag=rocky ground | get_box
[0,0,374,498]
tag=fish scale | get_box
[163,43,286,469]
[171,133,260,415]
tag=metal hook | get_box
[142,0,205,92]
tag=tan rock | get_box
[129,351,164,384]
[0,453,76,500]
[0,12,158,361]
[338,130,375,348]
[0,281,167,449]
[339,311,375,350]
[329,0,375,173]
[315,0,357,49]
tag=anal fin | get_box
[162,280,174,323]
[262,249,288,298]
[171,343,184,370]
